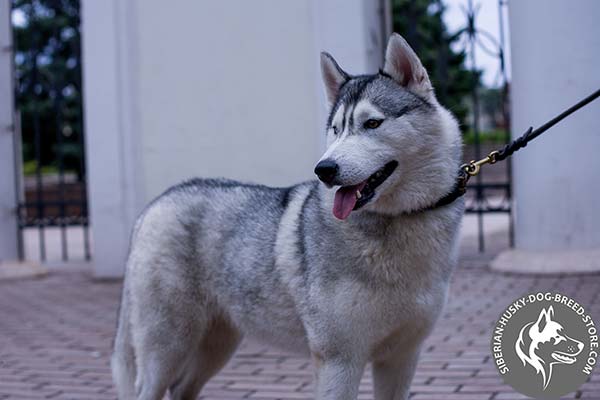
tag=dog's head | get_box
[515,306,584,389]
[315,33,462,220]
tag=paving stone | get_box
[0,250,599,399]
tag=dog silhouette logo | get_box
[515,306,584,389]
[491,292,597,398]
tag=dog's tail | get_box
[111,282,137,400]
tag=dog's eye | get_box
[363,119,383,130]
[332,126,339,135]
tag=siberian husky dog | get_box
[112,33,464,400]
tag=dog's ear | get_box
[535,308,550,333]
[321,52,349,105]
[383,33,433,97]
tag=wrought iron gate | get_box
[393,0,513,252]
[460,0,513,252]
[11,0,90,262]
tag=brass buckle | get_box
[461,151,500,177]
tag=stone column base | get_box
[490,248,600,274]
[0,261,47,281]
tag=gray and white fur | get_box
[111,33,464,400]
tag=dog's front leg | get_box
[313,354,365,400]
[372,345,422,400]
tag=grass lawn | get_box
[463,129,509,144]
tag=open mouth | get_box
[332,160,398,220]
[552,351,577,364]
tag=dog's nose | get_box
[314,160,339,185]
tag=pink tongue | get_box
[333,182,366,220]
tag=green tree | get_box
[12,0,84,178]
[391,0,477,127]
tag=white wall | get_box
[136,0,388,199]
[0,0,19,262]
[82,0,387,277]
[137,1,319,197]
[509,1,600,253]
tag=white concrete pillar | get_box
[492,0,600,273]
[81,0,142,278]
[82,0,388,277]
[0,0,19,263]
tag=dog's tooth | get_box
[356,190,362,199]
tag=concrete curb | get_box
[490,248,600,274]
[0,261,48,281]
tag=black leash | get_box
[428,88,600,211]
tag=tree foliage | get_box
[12,0,83,177]
[391,0,477,127]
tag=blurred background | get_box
[0,0,599,276]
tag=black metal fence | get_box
[459,0,513,251]
[11,0,90,262]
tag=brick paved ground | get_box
[1,251,599,399]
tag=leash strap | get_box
[426,88,600,212]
